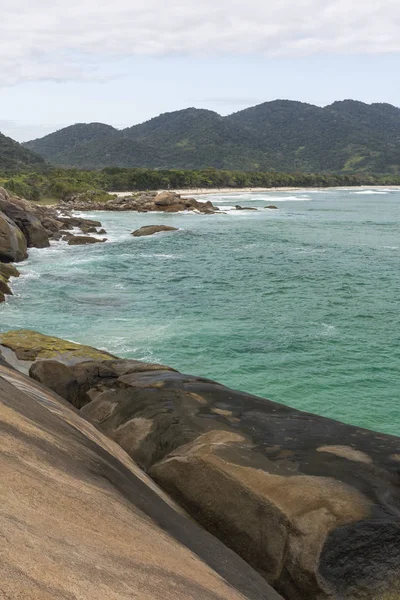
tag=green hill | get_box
[0,132,46,173]
[23,100,400,173]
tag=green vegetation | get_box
[22,100,400,174]
[0,131,46,173]
[1,167,399,204]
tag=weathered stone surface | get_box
[0,190,50,248]
[0,211,27,262]
[30,359,117,409]
[0,329,116,363]
[68,235,106,245]
[132,225,179,237]
[4,329,400,599]
[0,361,281,600]
[0,262,20,279]
[0,262,20,303]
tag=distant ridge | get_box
[23,100,400,173]
[0,131,46,173]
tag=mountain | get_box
[0,131,46,173]
[23,100,400,173]
[23,123,119,165]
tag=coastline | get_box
[111,184,400,197]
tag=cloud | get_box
[1,0,399,84]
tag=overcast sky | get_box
[1,0,399,141]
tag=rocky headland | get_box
[0,186,108,301]
[57,190,219,213]
[1,329,400,600]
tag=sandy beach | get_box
[110,185,400,198]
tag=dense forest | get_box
[2,167,399,203]
[23,100,400,174]
[0,131,46,173]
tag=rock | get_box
[6,329,400,599]
[30,359,117,409]
[58,216,102,228]
[154,192,180,206]
[62,232,75,241]
[11,332,396,600]
[68,236,106,245]
[0,360,280,600]
[98,228,107,234]
[0,211,27,262]
[0,263,20,303]
[0,275,12,297]
[56,191,218,214]
[51,231,63,241]
[0,329,116,364]
[41,216,65,232]
[0,263,20,279]
[235,205,257,210]
[81,226,98,234]
[132,225,179,237]
[0,191,50,248]
[265,205,278,209]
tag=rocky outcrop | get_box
[0,189,51,248]
[265,205,278,209]
[132,225,179,237]
[3,330,400,600]
[0,211,27,263]
[0,359,281,600]
[0,263,20,303]
[68,235,107,245]
[57,191,219,214]
[0,187,107,261]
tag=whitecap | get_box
[351,190,388,195]
[269,196,311,201]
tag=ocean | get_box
[1,187,399,435]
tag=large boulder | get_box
[80,371,400,600]
[132,225,179,237]
[0,360,281,600]
[0,189,50,248]
[4,330,400,599]
[0,212,27,262]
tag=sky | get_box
[1,0,399,141]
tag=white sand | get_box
[110,185,400,198]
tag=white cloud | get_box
[0,0,399,84]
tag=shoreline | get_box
[111,185,400,197]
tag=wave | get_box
[351,190,389,195]
[269,196,311,201]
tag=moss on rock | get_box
[0,329,116,362]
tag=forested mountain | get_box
[23,100,400,173]
[0,132,46,173]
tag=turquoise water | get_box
[1,187,400,435]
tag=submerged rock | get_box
[68,235,106,245]
[0,360,280,600]
[265,205,278,209]
[132,225,179,237]
[5,330,399,600]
